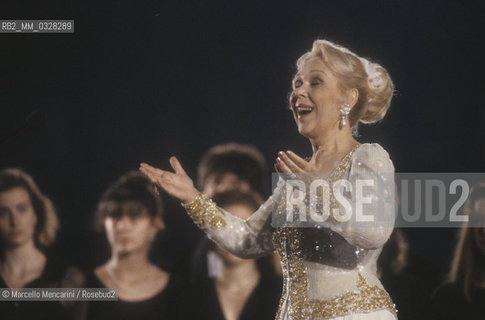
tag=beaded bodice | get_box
[183,143,397,319]
[271,227,396,319]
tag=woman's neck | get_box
[309,128,356,156]
[216,259,260,288]
[1,240,45,275]
[107,249,152,277]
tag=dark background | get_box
[1,0,484,278]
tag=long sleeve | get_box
[329,143,396,249]
[182,179,285,258]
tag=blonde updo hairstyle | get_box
[296,40,394,128]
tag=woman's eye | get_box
[128,209,142,221]
[17,205,27,213]
[311,78,322,86]
[293,80,302,88]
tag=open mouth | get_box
[294,104,314,117]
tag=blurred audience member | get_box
[189,190,281,320]
[198,142,281,275]
[85,171,186,320]
[378,229,428,320]
[430,183,485,319]
[162,142,270,278]
[197,142,267,199]
[0,168,83,320]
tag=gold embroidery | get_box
[305,145,358,223]
[287,228,308,319]
[308,273,397,318]
[271,144,397,319]
[272,228,288,320]
[182,192,226,229]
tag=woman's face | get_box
[203,173,251,198]
[104,201,160,255]
[290,56,347,139]
[0,187,38,248]
[472,198,485,256]
[216,203,254,264]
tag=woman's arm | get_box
[140,157,284,258]
[329,143,396,249]
[182,179,285,258]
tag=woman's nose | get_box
[115,215,131,230]
[294,84,309,98]
[9,212,18,227]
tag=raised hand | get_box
[274,149,344,186]
[139,157,197,203]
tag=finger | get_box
[139,167,159,184]
[141,165,168,180]
[276,157,292,174]
[140,163,166,176]
[274,163,281,173]
[285,150,309,170]
[142,169,175,193]
[169,156,187,175]
[278,151,304,173]
[275,163,288,181]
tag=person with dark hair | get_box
[0,168,83,320]
[197,143,267,198]
[429,183,485,319]
[85,171,186,320]
[190,190,281,320]
[141,39,397,319]
[377,230,428,320]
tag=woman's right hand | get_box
[139,157,197,204]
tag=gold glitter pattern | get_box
[307,273,397,318]
[272,228,288,320]
[271,144,397,319]
[306,144,359,222]
[182,192,226,229]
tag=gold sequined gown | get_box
[184,143,397,320]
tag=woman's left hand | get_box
[275,150,320,186]
[276,149,344,184]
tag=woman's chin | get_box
[297,126,312,139]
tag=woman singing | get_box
[140,39,397,319]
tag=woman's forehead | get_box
[101,200,147,214]
[295,57,331,77]
[0,187,30,204]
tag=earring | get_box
[339,104,351,128]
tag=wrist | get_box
[181,191,226,229]
[182,188,199,205]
